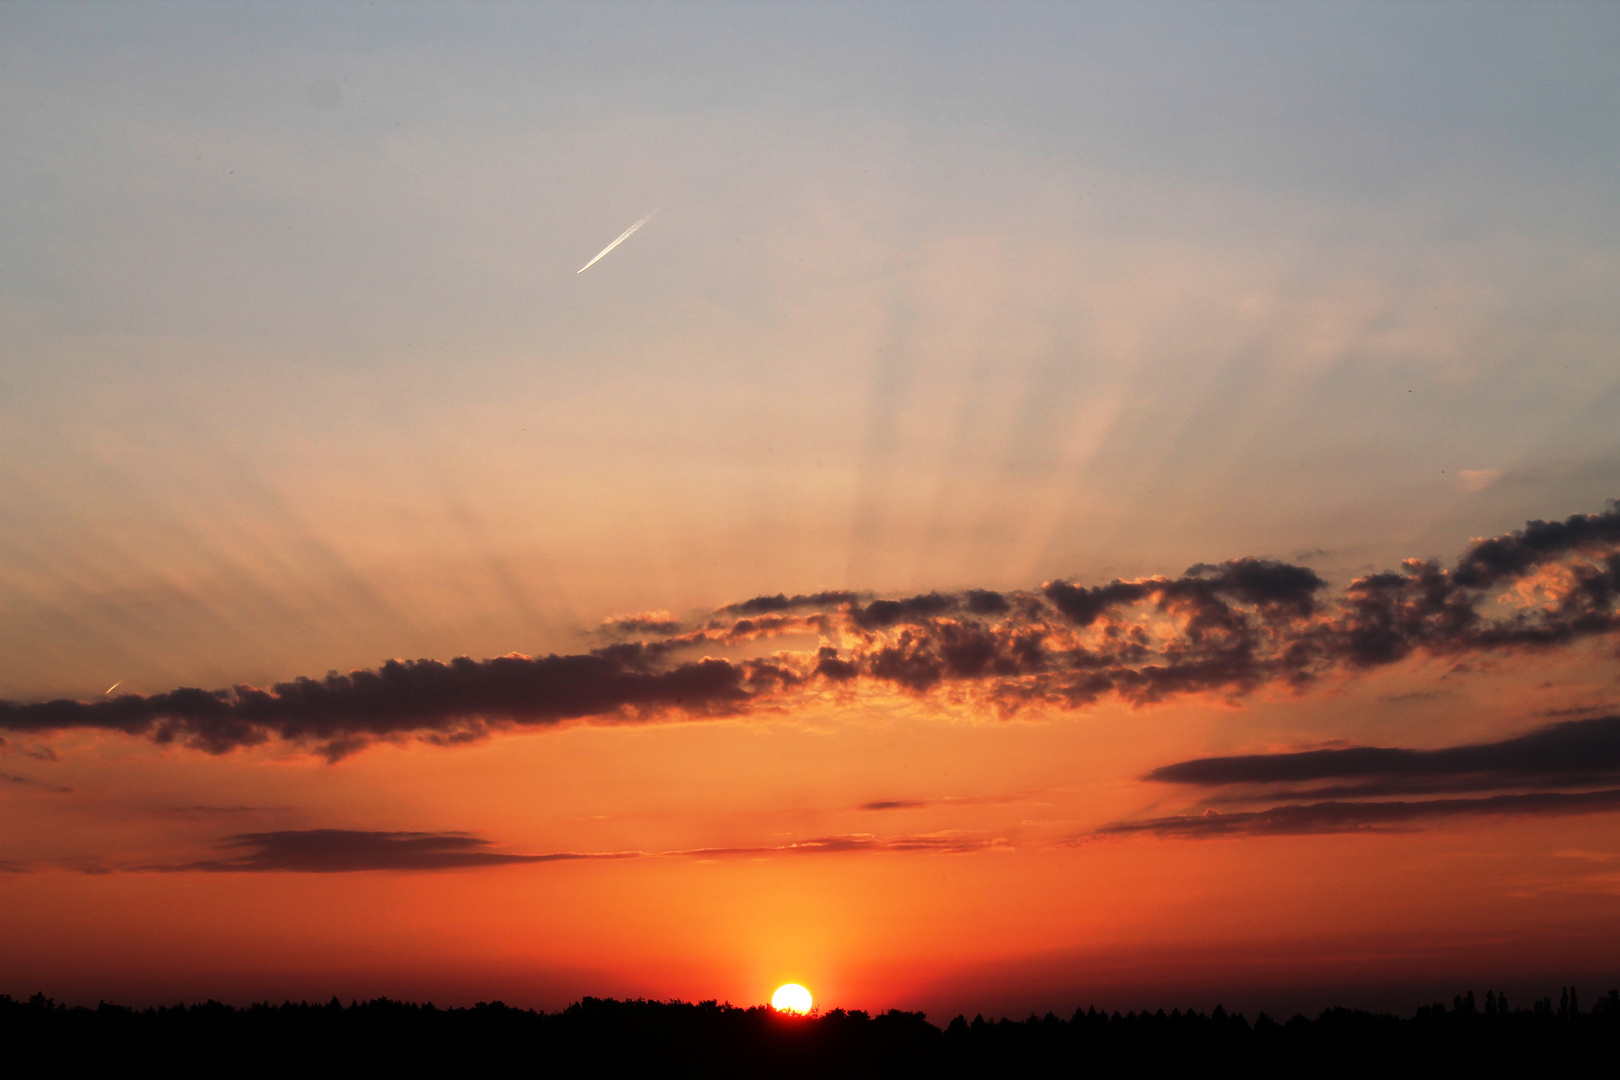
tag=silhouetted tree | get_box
[5,985,1620,1078]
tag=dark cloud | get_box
[1451,509,1620,589]
[964,589,1010,615]
[159,804,271,819]
[1334,508,1620,666]
[5,504,1620,758]
[857,791,1037,812]
[1041,579,1153,627]
[149,828,999,873]
[0,650,759,759]
[852,592,961,629]
[599,614,684,637]
[1119,713,1620,840]
[1146,715,1620,794]
[815,647,859,682]
[168,829,630,873]
[1096,788,1620,839]
[721,591,862,616]
[1538,702,1617,718]
[0,772,71,793]
[1042,558,1324,627]
[670,832,1005,858]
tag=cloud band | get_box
[4,504,1618,759]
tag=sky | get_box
[3,0,1620,1020]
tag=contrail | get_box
[576,209,658,274]
[104,681,121,696]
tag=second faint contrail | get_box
[576,210,658,274]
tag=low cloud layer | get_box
[670,832,1005,858]
[138,829,1005,873]
[1,653,765,760]
[170,829,620,872]
[1149,715,1620,797]
[1,771,72,794]
[1097,788,1620,839]
[4,505,1618,758]
[1106,714,1620,839]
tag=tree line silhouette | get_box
[4,986,1619,1077]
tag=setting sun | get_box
[771,984,813,1014]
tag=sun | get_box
[771,983,813,1014]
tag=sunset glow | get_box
[3,0,1620,1031]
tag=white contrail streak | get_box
[576,210,658,274]
[104,681,121,696]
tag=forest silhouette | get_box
[6,985,1619,1077]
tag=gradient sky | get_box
[5,1,1620,1019]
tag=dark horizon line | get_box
[10,984,1619,1025]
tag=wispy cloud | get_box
[155,804,275,819]
[130,828,1008,874]
[598,611,684,638]
[666,832,1008,859]
[0,771,71,793]
[166,829,636,873]
[858,791,1038,812]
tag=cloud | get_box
[599,612,685,637]
[1146,715,1620,795]
[668,832,1007,858]
[1450,504,1620,589]
[3,503,1618,758]
[0,650,763,759]
[720,591,862,616]
[1113,713,1620,839]
[158,804,272,819]
[142,828,1003,874]
[1095,788,1620,839]
[1537,702,1617,718]
[0,772,72,793]
[857,790,1038,812]
[0,736,59,761]
[167,829,633,873]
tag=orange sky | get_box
[6,628,1620,1016]
[4,2,1620,1019]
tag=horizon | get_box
[4,1,1620,1028]
[12,979,1618,1033]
